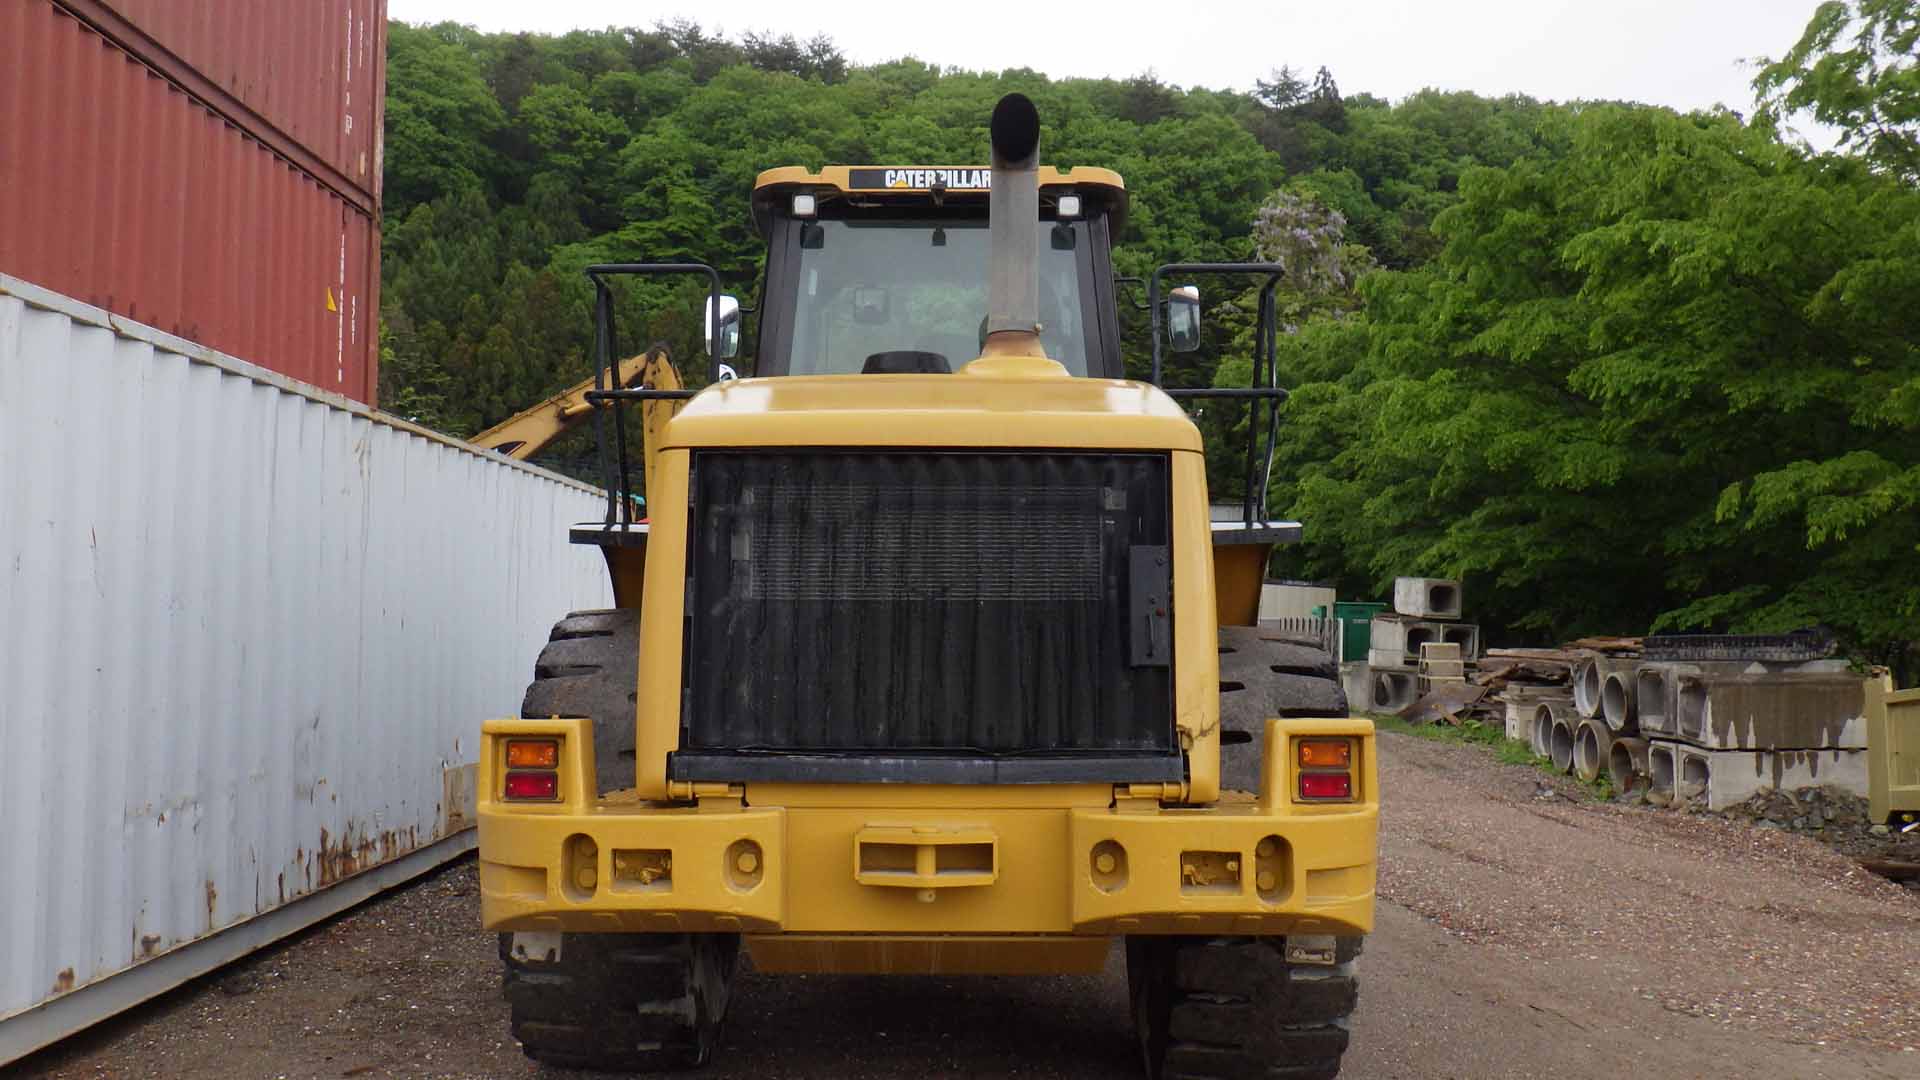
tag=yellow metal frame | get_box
[479,716,1376,951]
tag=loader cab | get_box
[747,166,1130,379]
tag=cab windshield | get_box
[786,220,1089,376]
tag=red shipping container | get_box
[54,0,385,205]
[0,1,380,403]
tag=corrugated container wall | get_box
[0,277,613,1061]
[74,0,386,198]
[0,1,383,404]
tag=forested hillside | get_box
[378,2,1918,671]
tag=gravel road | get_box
[19,732,1920,1079]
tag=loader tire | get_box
[520,608,640,795]
[1128,935,1361,1080]
[501,931,740,1072]
[1217,626,1348,793]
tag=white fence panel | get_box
[0,275,612,1060]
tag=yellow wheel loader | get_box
[478,94,1377,1078]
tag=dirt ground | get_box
[18,732,1920,1079]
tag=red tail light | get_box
[1299,772,1352,800]
[504,770,559,801]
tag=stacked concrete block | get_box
[1368,614,1451,668]
[1373,578,1480,667]
[1369,668,1420,712]
[1394,577,1463,619]
[1635,661,1872,810]
[1417,643,1466,696]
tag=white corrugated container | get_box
[0,274,613,1061]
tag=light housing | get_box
[1056,193,1082,218]
[791,193,817,218]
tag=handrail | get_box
[583,263,726,526]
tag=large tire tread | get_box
[1132,936,1360,1080]
[501,931,738,1072]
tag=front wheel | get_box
[1127,935,1360,1080]
[501,931,740,1071]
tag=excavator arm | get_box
[470,347,683,465]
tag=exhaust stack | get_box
[972,93,1058,371]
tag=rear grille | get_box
[678,450,1175,774]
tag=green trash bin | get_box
[1333,601,1389,663]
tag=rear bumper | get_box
[478,717,1376,937]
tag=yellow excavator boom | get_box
[469,347,682,466]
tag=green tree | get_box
[1755,0,1920,180]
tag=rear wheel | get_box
[1217,625,1348,794]
[1128,935,1360,1080]
[501,931,740,1071]
[520,607,640,798]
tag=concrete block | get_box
[1671,672,1868,751]
[1648,740,1678,799]
[1369,669,1418,713]
[1340,662,1371,712]
[1368,647,1410,669]
[1394,577,1463,619]
[1671,744,1871,810]
[1371,615,1478,664]
[1634,664,1683,735]
[1504,699,1529,742]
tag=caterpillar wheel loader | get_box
[478,94,1377,1078]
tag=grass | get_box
[1367,712,1614,800]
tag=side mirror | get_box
[1166,285,1202,353]
[703,294,741,360]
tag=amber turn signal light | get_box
[503,771,559,800]
[1299,772,1353,800]
[1297,738,1351,769]
[506,739,559,769]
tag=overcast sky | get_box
[388,0,1827,124]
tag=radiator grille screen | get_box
[683,450,1174,756]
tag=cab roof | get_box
[750,165,1127,237]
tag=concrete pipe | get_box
[1647,742,1677,800]
[1573,717,1611,783]
[1572,657,1603,718]
[1607,736,1650,792]
[1549,718,1576,774]
[1600,671,1637,732]
[1530,703,1555,758]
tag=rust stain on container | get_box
[51,969,76,995]
[0,1,383,404]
